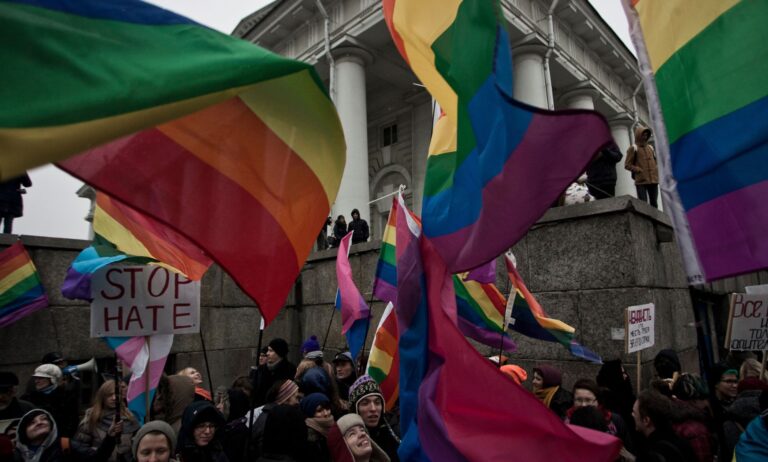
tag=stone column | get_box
[331,47,373,223]
[609,115,636,199]
[512,44,549,109]
[561,88,596,110]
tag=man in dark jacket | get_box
[0,372,34,421]
[586,143,622,199]
[633,390,696,462]
[347,209,369,245]
[0,173,31,234]
[250,339,297,407]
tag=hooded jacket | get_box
[327,414,390,462]
[624,126,658,185]
[176,401,228,462]
[14,409,115,462]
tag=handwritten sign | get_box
[626,303,655,353]
[90,266,200,337]
[725,293,768,351]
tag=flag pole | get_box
[114,354,122,423]
[199,328,214,394]
[357,291,376,376]
[145,335,151,421]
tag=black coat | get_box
[347,218,369,244]
[0,397,34,420]
[0,174,31,217]
[22,387,80,438]
[586,145,622,185]
[250,360,297,407]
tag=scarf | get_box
[534,386,560,409]
[305,415,334,437]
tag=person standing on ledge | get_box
[0,172,31,234]
[347,209,369,245]
[624,125,659,209]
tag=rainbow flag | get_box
[453,273,516,351]
[622,0,768,283]
[335,231,371,360]
[505,254,601,364]
[3,0,345,324]
[366,302,399,412]
[0,242,48,327]
[372,197,398,304]
[394,197,621,461]
[105,334,173,424]
[383,0,612,273]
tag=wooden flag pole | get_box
[114,354,122,423]
[145,336,151,421]
[761,351,767,381]
[636,350,642,396]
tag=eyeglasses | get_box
[720,379,738,385]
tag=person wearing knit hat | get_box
[348,375,399,462]
[300,393,334,461]
[132,420,177,462]
[301,335,322,358]
[333,351,358,403]
[328,414,390,462]
[21,365,79,438]
[251,338,297,407]
[532,364,573,420]
[499,364,527,385]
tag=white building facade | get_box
[234,0,650,237]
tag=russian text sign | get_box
[725,293,768,351]
[626,303,655,353]
[90,266,200,337]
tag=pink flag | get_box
[335,231,370,358]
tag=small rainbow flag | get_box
[335,231,370,360]
[623,0,768,283]
[3,0,345,324]
[505,254,601,364]
[372,197,398,304]
[453,273,515,351]
[366,302,399,411]
[384,0,612,273]
[0,242,48,327]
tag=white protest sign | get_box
[626,303,655,353]
[725,293,768,351]
[90,266,200,337]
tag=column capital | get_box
[511,33,548,56]
[559,82,598,101]
[608,112,635,127]
[332,46,374,66]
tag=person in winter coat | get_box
[531,365,573,420]
[0,173,31,234]
[327,414,389,462]
[624,125,659,208]
[131,420,177,462]
[668,374,716,462]
[152,375,196,435]
[596,359,636,433]
[348,376,399,462]
[330,216,347,248]
[735,409,768,462]
[176,401,228,462]
[0,372,35,421]
[73,380,139,462]
[14,409,118,462]
[255,405,308,462]
[721,378,768,461]
[332,352,357,407]
[586,143,622,199]
[251,339,297,407]
[300,393,334,462]
[564,379,631,450]
[347,210,369,245]
[632,390,696,462]
[21,365,79,438]
[176,368,212,402]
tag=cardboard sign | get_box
[725,293,768,351]
[626,303,655,353]
[90,266,200,337]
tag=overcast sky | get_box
[14,0,632,241]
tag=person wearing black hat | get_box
[347,209,369,245]
[251,339,297,407]
[0,372,34,421]
[332,352,357,404]
[176,401,228,462]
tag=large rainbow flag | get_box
[366,302,399,412]
[394,196,621,461]
[0,242,48,327]
[3,0,345,323]
[62,192,212,300]
[383,0,612,273]
[335,231,371,360]
[622,0,768,282]
[505,254,601,364]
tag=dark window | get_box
[382,124,398,147]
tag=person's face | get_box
[573,389,598,408]
[183,368,203,386]
[266,347,280,366]
[285,391,300,406]
[0,386,15,407]
[352,212,359,220]
[642,131,650,142]
[136,433,171,462]
[25,413,51,443]
[33,377,52,391]
[314,405,332,419]
[258,352,268,366]
[105,391,117,410]
[193,422,216,447]
[532,372,543,391]
[344,425,373,460]
[357,396,382,428]
[335,361,353,380]
[632,400,651,436]
[716,374,739,400]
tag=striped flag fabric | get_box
[62,192,212,300]
[622,0,768,283]
[394,197,620,461]
[2,0,346,324]
[453,273,516,351]
[335,231,371,360]
[372,196,398,304]
[366,302,399,412]
[505,254,601,364]
[105,334,173,425]
[383,0,612,273]
[0,242,48,327]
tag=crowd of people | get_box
[317,209,370,251]
[2,341,768,461]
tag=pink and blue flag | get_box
[335,231,371,360]
[394,197,621,461]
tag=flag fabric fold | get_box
[335,231,371,360]
[0,242,48,327]
[395,197,620,461]
[3,0,346,324]
[622,0,768,283]
[505,254,601,364]
[383,0,612,273]
[453,273,516,352]
[366,301,399,412]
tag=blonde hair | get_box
[86,380,134,432]
[740,358,768,381]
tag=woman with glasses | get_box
[176,401,228,462]
[564,379,632,451]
